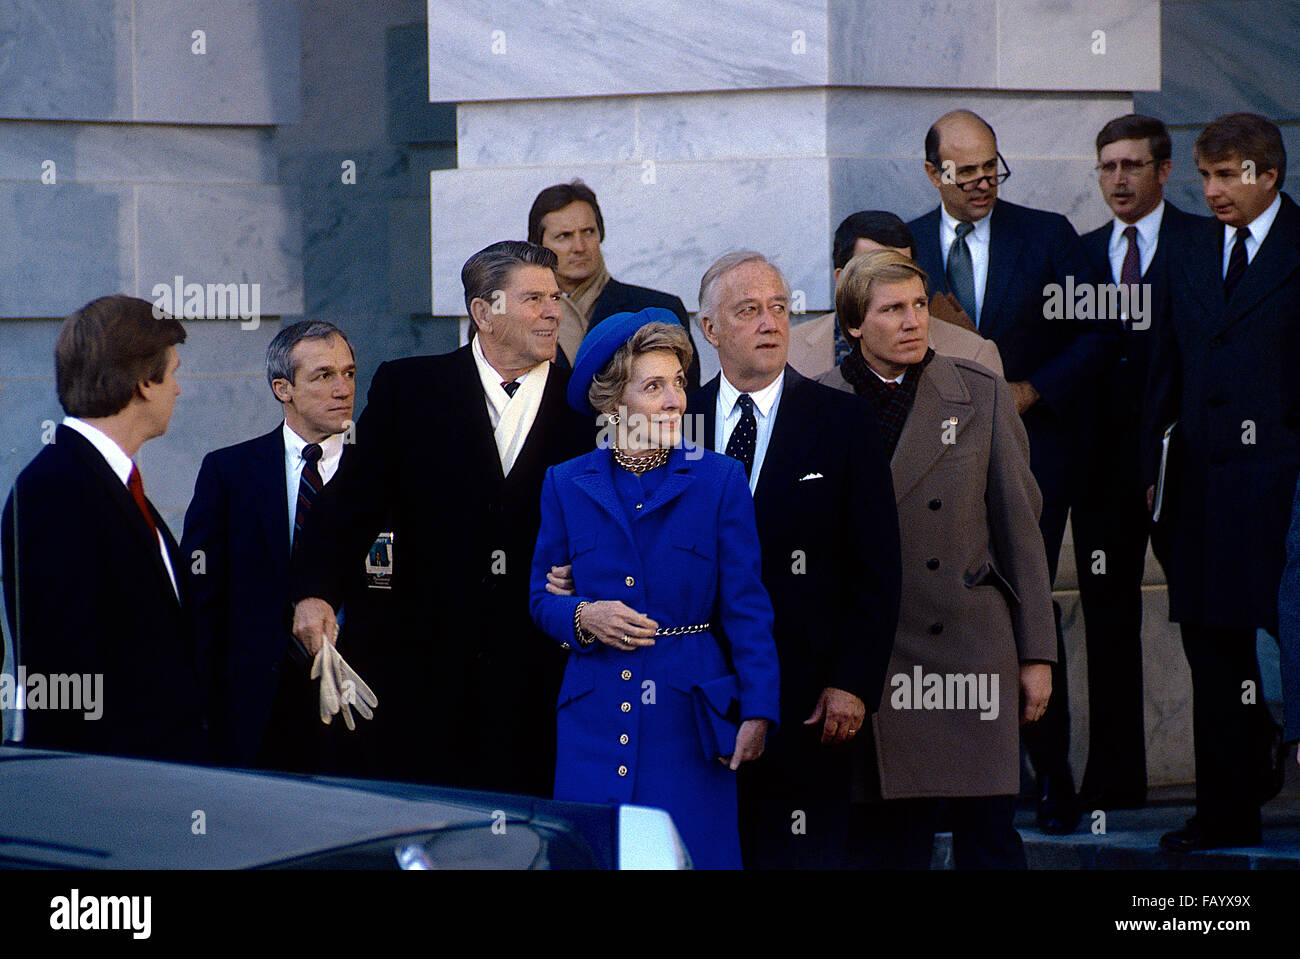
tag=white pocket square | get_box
[799,472,824,481]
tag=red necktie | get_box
[127,465,158,537]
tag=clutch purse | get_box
[690,674,742,762]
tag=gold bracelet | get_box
[573,601,596,647]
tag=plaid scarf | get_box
[839,347,935,457]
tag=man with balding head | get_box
[689,251,901,869]
[909,109,1113,834]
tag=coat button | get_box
[926,558,940,570]
[618,765,628,777]
[635,503,643,510]
[621,669,632,680]
[928,622,944,635]
[620,734,629,745]
[621,701,631,712]
[625,575,635,587]
[928,498,942,511]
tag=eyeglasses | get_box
[952,153,1012,193]
[1095,158,1157,179]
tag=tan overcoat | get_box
[818,353,1054,797]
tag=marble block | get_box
[998,0,1160,92]
[135,183,304,317]
[133,0,301,124]
[428,0,828,102]
[829,0,999,89]
[0,0,134,122]
[430,158,830,316]
[0,183,132,318]
[1134,1,1300,126]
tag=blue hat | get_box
[566,307,681,413]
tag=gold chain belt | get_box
[652,622,713,637]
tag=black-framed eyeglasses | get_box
[1095,158,1157,179]
[953,152,1012,193]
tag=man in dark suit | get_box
[909,110,1114,832]
[1143,113,1299,851]
[689,250,902,868]
[290,241,592,796]
[529,179,701,388]
[1074,115,1207,812]
[2,295,207,762]
[182,320,363,772]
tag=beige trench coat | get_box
[819,353,1055,797]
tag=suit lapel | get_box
[253,426,292,572]
[634,446,697,521]
[753,368,818,514]
[59,426,179,603]
[571,453,636,549]
[889,357,976,502]
[980,202,1022,337]
[451,345,507,488]
[1223,193,1300,330]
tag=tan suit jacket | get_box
[817,354,1053,798]
[788,311,1004,380]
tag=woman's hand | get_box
[579,600,658,651]
[725,718,770,770]
[1019,662,1052,725]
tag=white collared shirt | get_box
[870,367,906,386]
[938,204,992,328]
[1108,200,1165,282]
[471,334,550,474]
[1222,192,1282,275]
[283,422,345,545]
[62,416,179,599]
[716,369,784,494]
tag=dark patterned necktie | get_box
[1120,225,1142,330]
[502,380,520,398]
[724,394,757,479]
[1224,227,1250,300]
[293,443,323,551]
[947,221,977,326]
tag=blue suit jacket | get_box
[181,425,352,766]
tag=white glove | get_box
[311,644,342,725]
[330,645,378,731]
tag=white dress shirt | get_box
[1222,192,1281,276]
[472,334,550,475]
[715,369,785,494]
[283,422,345,545]
[939,204,992,328]
[1108,200,1165,282]
[63,416,179,599]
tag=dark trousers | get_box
[1021,496,1072,782]
[1180,623,1274,832]
[849,796,1025,870]
[1072,490,1150,801]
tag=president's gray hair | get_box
[697,251,790,319]
[266,320,353,391]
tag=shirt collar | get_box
[282,421,344,466]
[471,331,547,407]
[62,416,134,484]
[719,368,784,418]
[1228,191,1282,246]
[1110,200,1165,254]
[940,202,993,243]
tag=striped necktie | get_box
[293,443,323,551]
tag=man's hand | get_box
[1146,484,1156,512]
[803,686,866,744]
[293,597,338,657]
[1008,380,1041,415]
[928,292,976,333]
[1019,663,1052,725]
[579,600,657,651]
[546,564,575,595]
[725,718,770,770]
